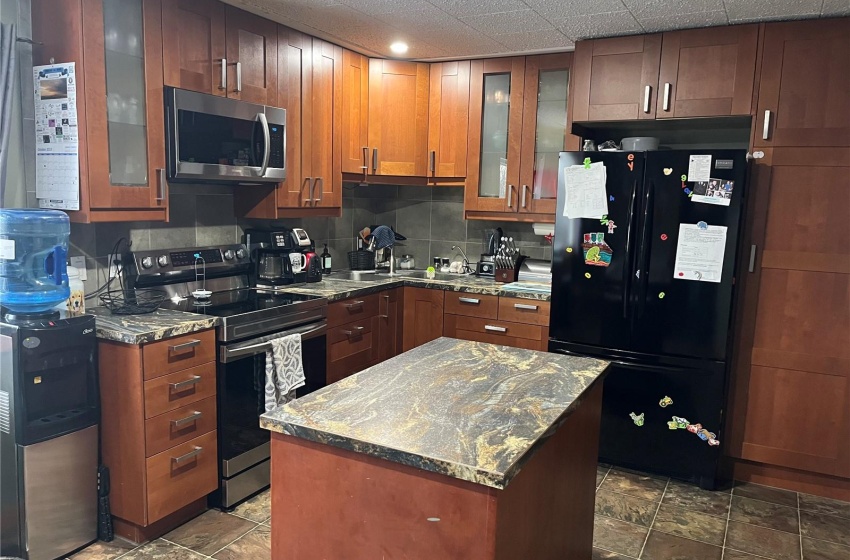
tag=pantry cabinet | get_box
[162,1,277,106]
[32,0,168,223]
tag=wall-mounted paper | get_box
[687,155,711,183]
[673,223,727,283]
[563,161,608,218]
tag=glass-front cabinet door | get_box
[519,53,576,216]
[84,0,167,219]
[464,58,525,214]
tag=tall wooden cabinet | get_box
[341,50,370,175]
[32,0,168,223]
[427,61,470,180]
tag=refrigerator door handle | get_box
[622,180,640,319]
[636,179,655,318]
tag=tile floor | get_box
[68,466,850,559]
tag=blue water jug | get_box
[0,209,71,314]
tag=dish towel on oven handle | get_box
[264,333,305,412]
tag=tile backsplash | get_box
[69,182,553,296]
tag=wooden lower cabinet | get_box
[402,288,445,352]
[442,291,550,351]
[98,330,218,543]
[443,315,545,351]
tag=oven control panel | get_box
[130,244,249,276]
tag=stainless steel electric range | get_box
[126,244,328,508]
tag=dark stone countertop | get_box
[274,273,551,303]
[261,337,609,489]
[90,307,219,345]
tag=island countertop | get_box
[90,307,219,344]
[261,337,609,489]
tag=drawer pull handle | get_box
[514,303,538,311]
[172,446,203,465]
[342,326,365,337]
[484,325,507,333]
[169,375,201,392]
[344,300,365,310]
[458,297,480,305]
[170,339,201,353]
[171,411,202,429]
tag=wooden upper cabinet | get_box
[755,18,850,148]
[223,6,278,105]
[162,0,226,96]
[277,26,310,210]
[310,39,343,210]
[656,25,758,118]
[428,61,470,180]
[341,49,370,175]
[368,60,430,177]
[465,57,525,214]
[571,34,662,122]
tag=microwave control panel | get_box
[268,123,284,169]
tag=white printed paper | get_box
[687,155,711,183]
[692,178,734,206]
[34,63,80,211]
[563,161,608,219]
[673,223,727,283]
[0,239,15,260]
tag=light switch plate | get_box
[70,256,87,281]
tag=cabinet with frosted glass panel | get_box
[464,54,576,221]
[32,0,168,223]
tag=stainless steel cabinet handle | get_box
[156,168,167,202]
[220,58,227,90]
[361,147,369,170]
[430,150,436,175]
[643,85,651,113]
[379,294,390,318]
[235,61,242,92]
[372,148,378,173]
[507,184,514,208]
[521,184,528,208]
[315,177,324,204]
[748,244,757,273]
[514,303,538,311]
[663,82,671,112]
[305,177,314,204]
[172,446,203,465]
[762,110,771,140]
[484,325,507,333]
[342,326,365,337]
[169,375,201,392]
[458,297,480,305]
[170,339,201,353]
[171,411,202,429]
[344,300,365,309]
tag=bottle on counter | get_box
[321,243,332,275]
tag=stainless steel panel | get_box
[222,441,269,478]
[221,459,270,509]
[221,320,327,362]
[22,425,98,560]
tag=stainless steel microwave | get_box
[164,87,285,184]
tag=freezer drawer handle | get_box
[458,297,480,305]
[762,110,771,140]
[172,446,203,466]
[169,375,202,392]
[643,85,651,113]
[170,339,201,354]
[484,325,507,333]
[514,303,538,311]
[748,244,757,273]
[171,411,202,429]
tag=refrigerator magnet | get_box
[667,420,679,430]
[627,153,635,171]
[663,168,673,175]
[686,423,702,434]
[629,412,645,427]
[708,438,720,446]
[660,234,668,241]
[584,272,591,279]
[658,292,666,299]
[672,416,689,429]
[609,195,615,202]
[691,178,733,206]
[659,396,673,407]
[582,233,612,267]
[566,247,573,253]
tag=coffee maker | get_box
[247,228,322,286]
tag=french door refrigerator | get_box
[549,150,748,489]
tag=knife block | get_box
[495,267,517,283]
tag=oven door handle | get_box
[220,320,327,362]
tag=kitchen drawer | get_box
[327,317,378,384]
[444,315,543,351]
[143,362,216,419]
[328,293,380,328]
[145,430,217,523]
[142,330,216,380]
[444,314,545,343]
[444,292,499,319]
[497,298,550,326]
[145,397,217,457]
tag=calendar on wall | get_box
[33,62,80,211]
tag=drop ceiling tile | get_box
[821,0,850,15]
[493,27,572,51]
[558,10,644,41]
[427,0,532,17]
[339,0,416,14]
[725,0,822,21]
[622,0,723,19]
[458,9,555,35]
[524,0,628,24]
[638,10,728,32]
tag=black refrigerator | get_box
[549,150,748,489]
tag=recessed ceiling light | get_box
[390,41,408,55]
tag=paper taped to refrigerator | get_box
[687,155,711,183]
[563,162,608,219]
[673,223,727,283]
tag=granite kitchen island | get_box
[260,337,610,559]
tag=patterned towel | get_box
[263,333,305,412]
[370,225,396,249]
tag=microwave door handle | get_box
[257,112,271,177]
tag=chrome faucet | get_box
[452,245,471,274]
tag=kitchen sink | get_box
[328,270,390,282]
[393,270,473,281]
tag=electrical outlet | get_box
[109,255,122,279]
[69,256,87,280]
